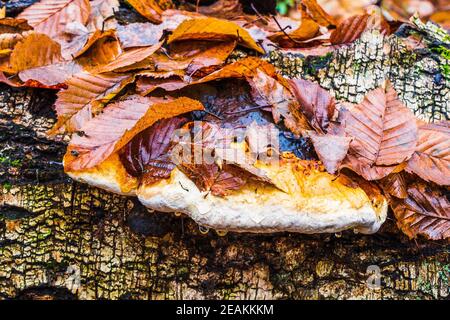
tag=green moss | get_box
[3,181,12,192]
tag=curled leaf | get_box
[302,0,336,27]
[378,172,408,199]
[167,17,264,54]
[126,0,163,24]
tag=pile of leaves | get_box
[0,0,448,240]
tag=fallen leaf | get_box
[18,0,91,38]
[268,12,321,47]
[19,61,83,86]
[378,172,408,199]
[210,166,247,196]
[330,13,390,45]
[72,29,117,58]
[65,96,204,171]
[136,70,186,95]
[195,0,243,19]
[198,57,277,83]
[343,82,418,166]
[0,33,24,51]
[288,78,336,133]
[0,71,68,89]
[249,69,311,136]
[308,131,351,174]
[152,40,236,75]
[167,17,264,54]
[120,116,188,177]
[116,22,164,48]
[430,11,450,30]
[0,17,33,33]
[341,153,398,180]
[302,0,336,27]
[9,33,62,73]
[93,42,162,74]
[50,72,134,134]
[392,182,450,240]
[86,0,119,32]
[126,0,163,24]
[406,121,450,186]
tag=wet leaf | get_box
[392,182,450,240]
[406,121,450,186]
[64,96,204,171]
[120,116,188,177]
[378,172,408,199]
[18,0,91,38]
[19,61,83,86]
[268,14,321,47]
[167,17,264,54]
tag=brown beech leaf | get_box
[86,0,119,32]
[392,182,450,240]
[378,172,408,199]
[136,70,186,95]
[249,69,311,136]
[330,13,390,45]
[0,71,67,90]
[341,153,398,181]
[343,82,418,166]
[126,0,163,24]
[72,29,117,58]
[167,17,264,54]
[120,116,188,177]
[18,0,91,38]
[93,42,162,74]
[75,31,122,71]
[19,61,83,86]
[302,0,336,27]
[198,57,277,83]
[9,33,62,73]
[196,0,243,19]
[308,131,351,174]
[0,17,33,33]
[430,11,450,30]
[288,78,336,133]
[210,166,247,197]
[50,72,134,134]
[268,13,321,47]
[65,96,204,171]
[0,33,24,51]
[406,121,450,186]
[152,41,236,75]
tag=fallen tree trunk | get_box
[0,2,449,300]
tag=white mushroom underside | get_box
[68,166,387,235]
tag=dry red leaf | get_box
[50,72,134,134]
[93,43,162,74]
[167,17,264,54]
[126,0,163,24]
[343,82,418,167]
[406,121,450,186]
[210,167,247,197]
[392,182,450,240]
[64,95,204,171]
[308,131,351,174]
[330,13,390,45]
[288,78,336,133]
[9,33,62,73]
[19,61,83,86]
[18,0,91,38]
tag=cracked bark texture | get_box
[0,2,449,300]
